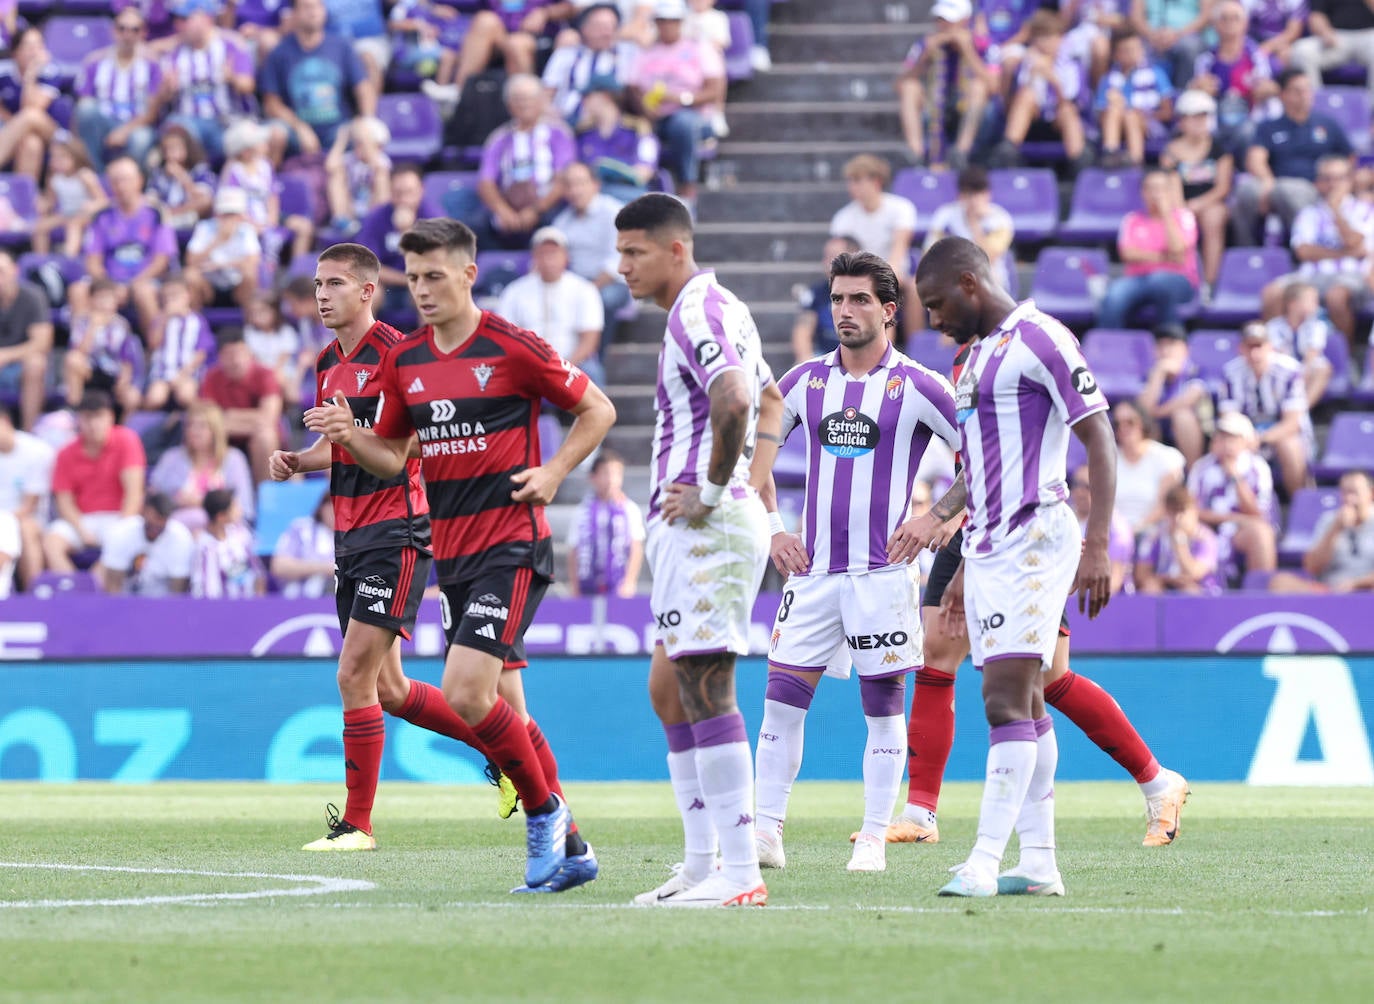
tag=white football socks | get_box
[666,748,718,885]
[754,698,809,836]
[695,739,762,887]
[968,720,1039,882]
[861,713,907,839]
[1011,717,1059,878]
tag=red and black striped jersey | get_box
[372,312,589,583]
[316,320,431,558]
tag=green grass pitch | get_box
[1,781,1371,1003]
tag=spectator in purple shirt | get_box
[70,157,178,338]
[62,278,146,415]
[575,75,660,202]
[1134,483,1222,594]
[115,0,177,43]
[1186,410,1277,583]
[1246,0,1307,65]
[229,0,288,56]
[0,27,63,180]
[159,4,257,162]
[1188,2,1278,156]
[354,163,441,319]
[74,6,164,173]
[471,73,576,247]
[144,275,216,412]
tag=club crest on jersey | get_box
[473,363,495,392]
[819,406,880,459]
[885,375,903,400]
[354,370,371,392]
[993,335,1012,358]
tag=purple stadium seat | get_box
[988,168,1058,243]
[43,17,114,87]
[202,306,244,329]
[1324,332,1353,401]
[474,250,530,297]
[905,330,957,377]
[1066,433,1087,475]
[1354,345,1374,405]
[276,174,318,223]
[1315,411,1374,482]
[1314,87,1372,155]
[0,174,38,244]
[724,13,756,81]
[1057,168,1143,244]
[378,94,443,164]
[1188,329,1240,388]
[28,570,99,597]
[1278,487,1341,565]
[891,169,957,242]
[539,414,563,465]
[423,171,478,218]
[1322,62,1368,87]
[1241,569,1274,591]
[1199,248,1293,325]
[1028,247,1110,328]
[774,431,808,489]
[1080,328,1155,401]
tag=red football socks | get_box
[906,667,956,812]
[342,704,386,834]
[474,698,551,809]
[1045,669,1160,783]
[396,680,485,752]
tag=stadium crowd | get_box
[0,0,764,600]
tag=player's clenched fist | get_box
[304,392,355,446]
[269,450,300,481]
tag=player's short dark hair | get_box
[203,488,236,523]
[828,251,900,320]
[956,165,990,195]
[615,193,693,240]
[318,242,381,284]
[591,447,624,473]
[399,218,478,261]
[914,235,991,288]
[145,491,174,518]
[216,326,246,349]
[1277,66,1307,91]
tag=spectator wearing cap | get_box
[553,162,632,351]
[574,75,660,203]
[1270,471,1374,594]
[0,249,53,431]
[497,227,606,386]
[42,390,147,574]
[1134,483,1223,595]
[0,404,54,595]
[70,157,177,338]
[830,154,918,333]
[895,0,990,171]
[0,26,63,180]
[1187,2,1277,158]
[355,164,441,320]
[199,328,282,483]
[1186,410,1278,582]
[184,187,263,311]
[627,0,726,205]
[159,0,257,163]
[1159,88,1232,291]
[792,235,859,363]
[1259,154,1373,348]
[193,487,265,598]
[97,491,195,595]
[1264,280,1333,407]
[1098,168,1200,329]
[74,6,164,173]
[259,0,376,161]
[544,4,640,123]
[472,73,577,247]
[1219,321,1311,497]
[1233,68,1352,245]
[1139,323,1209,465]
[1289,0,1374,105]
[922,166,1015,295]
[272,490,336,598]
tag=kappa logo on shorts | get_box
[693,625,714,641]
[475,623,498,640]
[1023,630,1041,646]
[691,570,712,585]
[1025,604,1043,618]
[1027,579,1043,592]
[693,598,713,614]
[689,545,711,559]
[881,651,902,665]
[666,632,678,646]
[1025,554,1041,568]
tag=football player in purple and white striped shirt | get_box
[617,193,781,908]
[750,250,963,874]
[915,236,1117,898]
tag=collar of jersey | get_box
[825,341,895,377]
[668,268,716,315]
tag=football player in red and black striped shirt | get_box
[270,243,506,852]
[306,220,616,893]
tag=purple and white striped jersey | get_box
[1187,451,1277,526]
[1219,353,1311,443]
[77,53,163,124]
[163,34,253,122]
[778,345,959,575]
[650,269,772,521]
[150,311,216,382]
[955,300,1108,556]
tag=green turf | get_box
[0,782,1370,1003]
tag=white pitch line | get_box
[0,862,375,909]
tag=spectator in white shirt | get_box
[184,187,262,311]
[0,404,53,595]
[271,492,336,598]
[553,162,629,353]
[1111,399,1187,534]
[830,154,919,335]
[1219,321,1311,497]
[497,226,606,386]
[97,491,194,595]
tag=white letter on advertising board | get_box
[1248,657,1374,786]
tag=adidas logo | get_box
[407,377,425,393]
[368,600,387,614]
[476,623,498,640]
